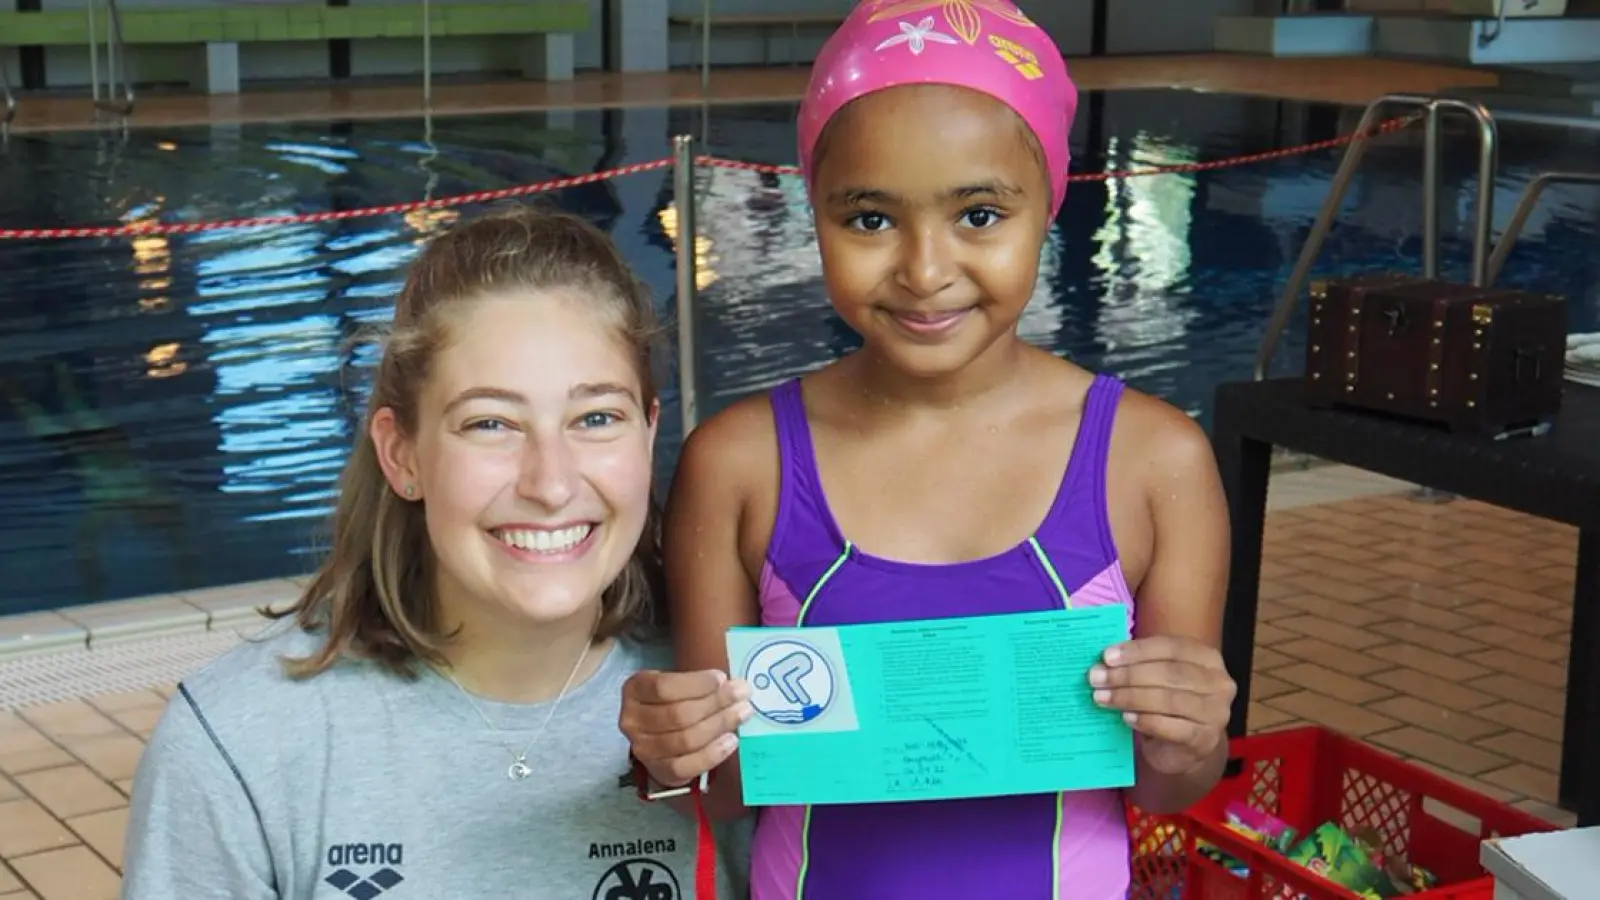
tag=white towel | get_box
[1567,333,1600,386]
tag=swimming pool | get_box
[2,90,1598,614]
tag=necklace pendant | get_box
[508,759,533,781]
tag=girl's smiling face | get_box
[810,83,1053,381]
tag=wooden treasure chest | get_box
[1303,274,1568,435]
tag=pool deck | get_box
[0,55,1571,899]
[0,462,1582,897]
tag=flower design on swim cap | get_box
[866,0,1037,46]
[874,16,960,55]
[799,0,1077,217]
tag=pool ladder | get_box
[87,0,135,119]
[1251,93,1600,503]
[1254,92,1600,381]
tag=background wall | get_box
[30,0,563,89]
[625,0,1270,68]
[1103,0,1261,55]
[7,0,1280,92]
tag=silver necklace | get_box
[442,618,597,782]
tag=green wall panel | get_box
[0,2,589,46]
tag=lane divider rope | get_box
[0,114,1418,241]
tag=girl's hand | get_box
[620,669,752,789]
[1089,636,1236,776]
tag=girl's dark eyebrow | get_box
[828,187,897,206]
[950,180,1023,199]
[827,180,1024,206]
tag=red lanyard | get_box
[632,756,716,900]
[692,788,716,900]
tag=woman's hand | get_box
[620,669,752,789]
[1089,635,1235,776]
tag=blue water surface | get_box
[1,90,1597,613]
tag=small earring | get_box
[403,485,416,498]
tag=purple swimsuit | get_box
[750,374,1138,900]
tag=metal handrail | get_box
[0,56,15,131]
[87,0,135,117]
[422,0,432,106]
[1253,93,1498,380]
[1485,171,1600,286]
[699,0,712,95]
[672,135,700,436]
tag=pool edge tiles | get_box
[0,576,306,663]
[0,629,250,711]
[0,465,1417,709]
[0,465,1410,660]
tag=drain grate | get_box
[0,630,245,711]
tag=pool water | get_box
[1,90,1598,614]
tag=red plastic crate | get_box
[1125,726,1555,900]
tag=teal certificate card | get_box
[724,605,1137,807]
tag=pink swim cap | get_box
[798,0,1079,216]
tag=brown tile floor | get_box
[1247,492,1578,830]
[0,490,1579,898]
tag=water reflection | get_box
[0,94,1598,613]
[1090,133,1199,394]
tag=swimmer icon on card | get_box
[749,641,829,723]
[734,631,860,736]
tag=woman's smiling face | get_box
[373,290,658,634]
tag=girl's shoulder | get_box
[1094,373,1225,594]
[1102,379,1213,475]
[1026,351,1206,468]
[685,357,853,452]
[669,378,793,500]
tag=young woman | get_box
[123,206,747,899]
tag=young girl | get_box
[620,2,1236,898]
[122,207,745,899]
